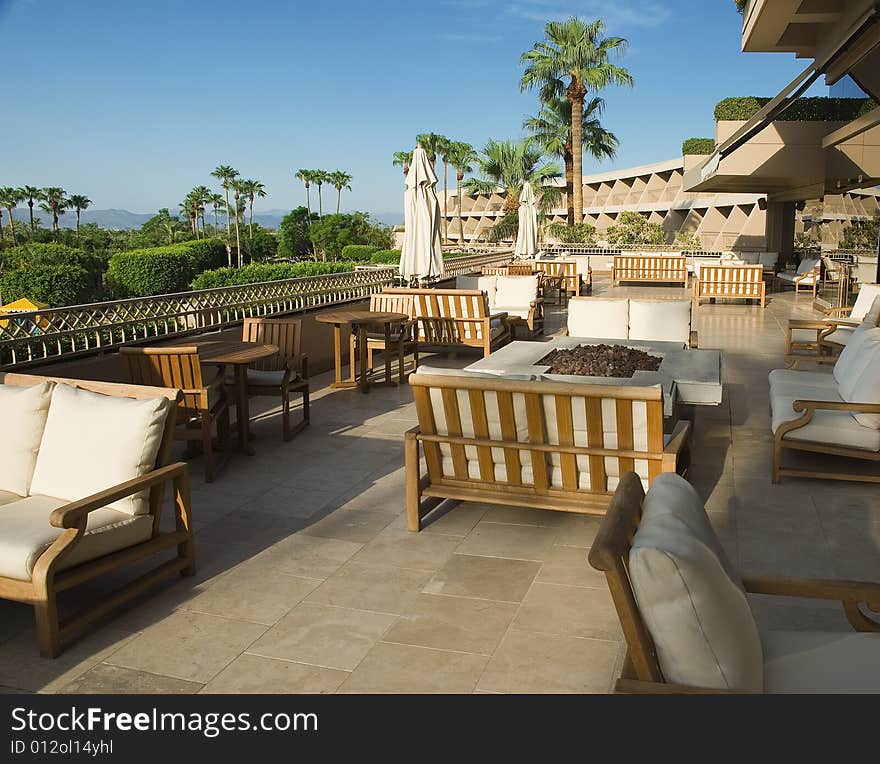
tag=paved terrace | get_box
[1,278,878,694]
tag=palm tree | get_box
[520,17,632,224]
[21,186,41,232]
[415,133,445,170]
[463,138,562,216]
[525,95,617,225]
[242,179,266,240]
[207,192,224,232]
[313,170,328,219]
[67,194,92,234]
[392,151,413,176]
[436,136,454,242]
[211,165,239,266]
[327,170,352,214]
[446,142,478,245]
[295,169,315,219]
[0,187,24,242]
[180,193,198,235]
[192,185,212,236]
[230,179,246,266]
[39,187,68,232]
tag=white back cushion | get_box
[629,474,764,691]
[834,297,880,390]
[568,298,629,339]
[494,275,539,308]
[851,284,880,321]
[628,300,691,344]
[844,339,880,429]
[0,381,54,496]
[456,275,497,308]
[796,258,818,275]
[30,384,172,515]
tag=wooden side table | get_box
[317,310,410,393]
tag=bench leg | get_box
[405,433,422,532]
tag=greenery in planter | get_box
[547,222,597,244]
[0,264,92,306]
[191,261,355,289]
[340,244,378,261]
[370,249,401,264]
[841,220,878,251]
[672,231,702,251]
[605,211,666,246]
[682,138,714,155]
[714,96,876,122]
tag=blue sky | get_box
[0,0,825,217]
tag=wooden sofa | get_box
[0,373,193,657]
[589,472,880,693]
[384,287,510,357]
[693,264,766,307]
[770,296,880,483]
[404,368,691,531]
[611,255,687,288]
[566,297,698,348]
[456,274,544,337]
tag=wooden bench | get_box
[611,255,688,287]
[693,264,766,307]
[384,288,510,357]
[405,369,691,530]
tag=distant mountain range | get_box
[9,207,404,231]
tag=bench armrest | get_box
[792,399,880,415]
[663,420,691,457]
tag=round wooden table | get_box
[316,309,410,393]
[195,340,278,454]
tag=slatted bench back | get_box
[695,264,764,299]
[612,256,688,286]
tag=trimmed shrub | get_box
[0,264,92,307]
[176,239,227,272]
[340,244,378,261]
[370,249,401,265]
[106,250,192,297]
[682,138,715,155]
[714,96,876,122]
[191,261,355,290]
[547,222,597,244]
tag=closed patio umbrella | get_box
[400,146,443,282]
[515,181,538,258]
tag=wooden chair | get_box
[535,259,581,303]
[507,262,537,276]
[589,472,880,693]
[242,317,310,441]
[121,346,231,482]
[346,294,417,384]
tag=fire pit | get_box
[539,344,661,378]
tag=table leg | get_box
[332,324,343,386]
[234,366,255,455]
[384,324,392,385]
[357,324,369,393]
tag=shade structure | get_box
[400,146,443,281]
[515,181,538,257]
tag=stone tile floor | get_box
[1,276,878,694]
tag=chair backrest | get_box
[481,265,508,276]
[796,257,819,276]
[383,288,491,343]
[242,317,302,372]
[369,293,413,318]
[536,259,576,278]
[121,346,205,417]
[850,283,880,321]
[821,255,842,282]
[628,299,692,344]
[410,370,667,498]
[567,298,629,339]
[508,262,537,276]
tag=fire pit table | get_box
[465,338,722,418]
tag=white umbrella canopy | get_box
[515,181,538,257]
[400,146,444,281]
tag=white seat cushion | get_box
[30,384,172,516]
[0,494,153,581]
[628,300,691,344]
[494,275,539,312]
[493,304,532,320]
[568,298,629,339]
[0,381,54,496]
[763,632,880,693]
[629,473,764,692]
[823,327,854,347]
[768,368,837,390]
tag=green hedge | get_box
[682,137,715,155]
[340,244,378,261]
[547,222,597,244]
[370,249,401,265]
[714,96,876,122]
[0,264,92,307]
[105,239,228,297]
[191,261,356,290]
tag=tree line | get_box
[0,186,92,239]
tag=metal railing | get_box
[540,244,731,256]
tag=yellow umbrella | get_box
[0,297,50,331]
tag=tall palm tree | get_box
[463,138,562,216]
[446,142,478,245]
[0,187,24,242]
[230,179,246,266]
[211,165,239,266]
[180,193,198,235]
[415,133,445,170]
[312,170,328,219]
[327,170,352,214]
[392,151,413,176]
[242,179,266,240]
[39,187,68,232]
[192,185,212,236]
[520,17,632,224]
[525,95,617,225]
[67,194,92,234]
[295,169,315,219]
[207,192,224,232]
[435,136,454,242]
[21,186,41,233]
